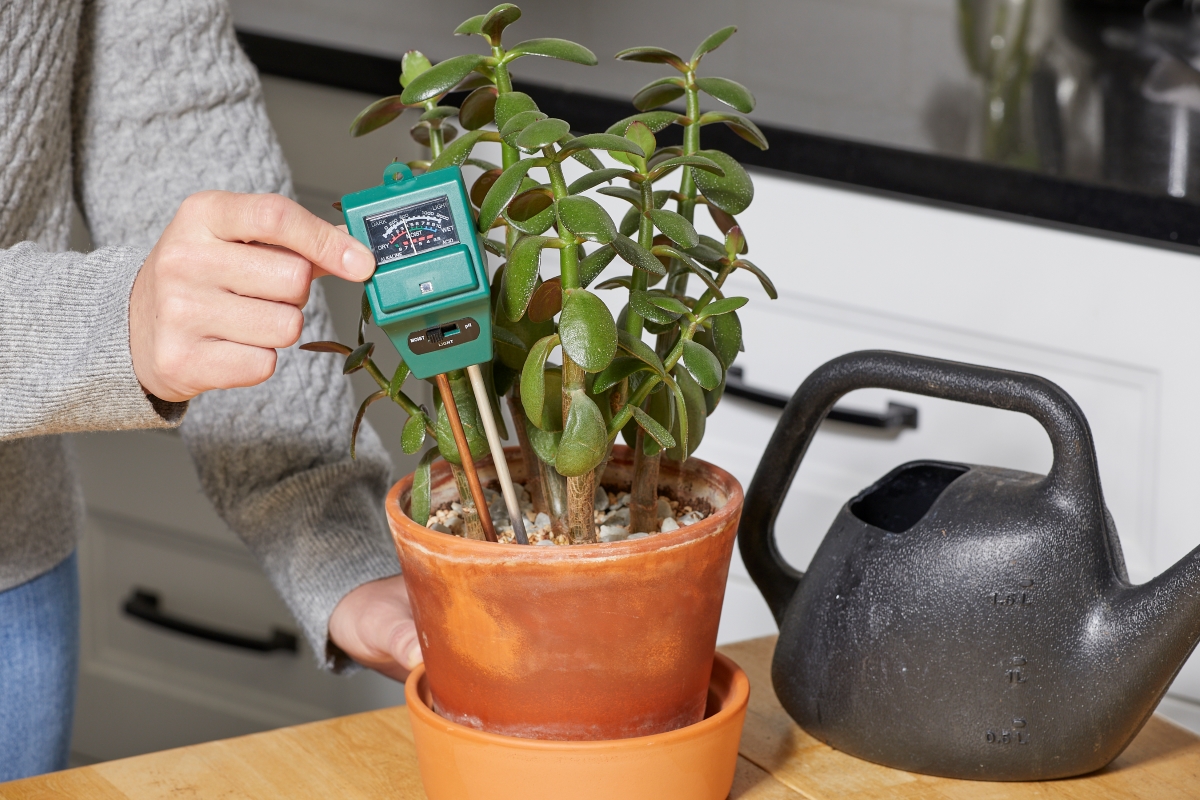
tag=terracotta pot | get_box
[404,651,750,800]
[385,444,743,740]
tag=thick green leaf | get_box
[650,245,720,294]
[593,357,649,393]
[685,235,727,265]
[710,310,743,367]
[704,376,726,414]
[470,168,502,207]
[692,150,754,215]
[555,391,608,476]
[434,372,488,465]
[400,54,486,105]
[410,447,439,526]
[402,413,427,454]
[561,138,605,171]
[527,423,561,464]
[556,196,617,243]
[594,276,631,291]
[692,26,737,63]
[568,168,633,195]
[454,14,485,36]
[614,46,688,71]
[459,86,498,130]
[611,235,666,275]
[299,341,352,355]
[734,259,778,299]
[666,368,705,461]
[694,76,755,114]
[617,329,667,378]
[516,117,571,151]
[400,51,433,88]
[606,110,683,136]
[350,95,407,137]
[698,111,768,150]
[520,334,560,428]
[707,203,738,237]
[629,290,680,325]
[527,276,562,323]
[499,109,548,147]
[618,206,640,238]
[631,405,676,449]
[646,154,725,183]
[724,225,747,258]
[351,390,387,459]
[480,4,521,43]
[465,157,500,171]
[624,122,656,166]
[503,235,553,320]
[428,130,487,171]
[697,296,748,319]
[559,288,617,373]
[507,188,553,222]
[504,202,556,236]
[494,92,539,129]
[646,291,690,316]
[597,186,643,208]
[648,209,699,248]
[579,243,618,288]
[478,159,536,231]
[343,342,374,374]
[507,38,597,65]
[647,145,684,170]
[389,360,411,400]
[632,78,686,112]
[681,339,722,390]
[557,133,645,159]
[492,324,530,358]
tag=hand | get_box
[328,574,423,682]
[130,191,376,402]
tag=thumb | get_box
[388,619,423,671]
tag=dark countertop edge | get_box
[236,29,1200,257]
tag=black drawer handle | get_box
[725,368,918,432]
[122,589,299,654]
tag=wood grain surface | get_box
[4,636,1199,799]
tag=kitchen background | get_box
[66,0,1200,764]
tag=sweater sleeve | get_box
[73,0,400,671]
[0,243,186,440]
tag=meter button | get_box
[373,244,478,313]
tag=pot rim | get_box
[403,651,749,750]
[385,445,745,561]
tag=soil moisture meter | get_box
[342,163,528,545]
[341,162,491,381]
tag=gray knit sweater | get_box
[0,0,399,670]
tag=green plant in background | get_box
[307,3,774,543]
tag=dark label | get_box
[407,317,481,355]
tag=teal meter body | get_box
[341,163,492,380]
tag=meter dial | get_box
[364,195,460,266]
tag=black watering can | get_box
[738,350,1200,781]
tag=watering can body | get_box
[739,351,1200,781]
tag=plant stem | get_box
[436,373,497,543]
[450,463,486,540]
[669,76,703,297]
[629,178,661,534]
[507,389,548,514]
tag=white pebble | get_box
[594,485,609,511]
[628,532,650,540]
[660,517,680,533]
[535,539,556,546]
[451,502,463,514]
[534,512,552,529]
[614,492,630,509]
[679,511,704,526]
[603,507,630,527]
[599,524,630,543]
[656,497,673,520]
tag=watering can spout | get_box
[1118,544,1200,665]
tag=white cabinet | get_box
[697,169,1200,732]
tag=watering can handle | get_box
[737,350,1104,625]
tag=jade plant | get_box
[305,3,775,543]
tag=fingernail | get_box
[342,241,375,281]
[404,643,424,669]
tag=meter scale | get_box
[364,195,460,266]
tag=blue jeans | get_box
[0,553,78,782]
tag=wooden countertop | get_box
[5,636,1200,799]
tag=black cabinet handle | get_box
[122,589,299,654]
[725,368,918,432]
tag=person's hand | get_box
[129,191,376,402]
[328,574,423,682]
